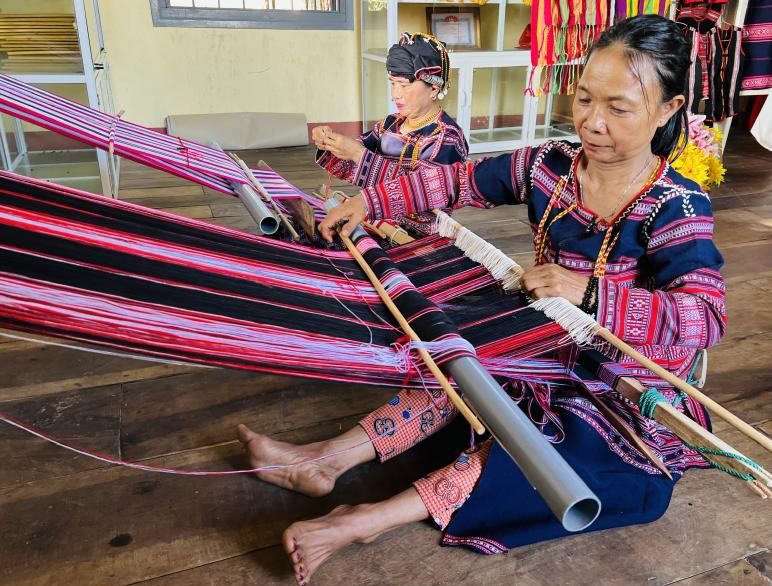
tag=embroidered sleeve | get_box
[315,123,383,183]
[596,189,727,349]
[361,145,537,221]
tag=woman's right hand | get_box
[312,125,332,150]
[318,193,368,243]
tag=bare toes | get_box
[236,423,256,444]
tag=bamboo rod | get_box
[338,230,486,434]
[370,219,414,245]
[596,327,772,454]
[615,375,772,495]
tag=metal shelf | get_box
[361,0,571,153]
[0,0,116,196]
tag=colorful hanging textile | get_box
[681,20,745,121]
[0,170,578,388]
[615,0,672,21]
[528,0,610,95]
[741,0,772,91]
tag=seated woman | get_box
[238,15,726,585]
[312,32,468,234]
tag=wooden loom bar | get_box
[614,375,772,495]
[596,327,772,454]
[338,229,486,435]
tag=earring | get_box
[437,91,446,99]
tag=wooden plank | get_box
[747,277,772,294]
[206,215,262,235]
[118,185,206,201]
[0,384,121,489]
[714,205,772,249]
[0,343,198,403]
[209,201,252,218]
[120,369,393,460]
[161,205,214,220]
[723,281,772,341]
[701,332,772,429]
[0,418,467,586]
[721,241,772,285]
[666,555,771,585]
[104,425,772,586]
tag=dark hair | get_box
[586,15,690,160]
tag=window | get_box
[150,0,353,30]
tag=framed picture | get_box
[426,7,481,51]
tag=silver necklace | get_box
[578,154,656,224]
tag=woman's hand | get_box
[521,264,590,306]
[311,125,333,151]
[318,192,368,243]
[320,131,366,162]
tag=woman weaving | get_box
[238,15,726,585]
[311,32,467,234]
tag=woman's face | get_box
[389,75,438,119]
[572,44,682,163]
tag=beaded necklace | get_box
[533,152,663,278]
[397,110,442,168]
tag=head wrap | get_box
[386,32,450,96]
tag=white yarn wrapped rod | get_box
[434,210,523,291]
[435,210,772,455]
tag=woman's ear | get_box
[658,94,685,127]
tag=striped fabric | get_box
[0,170,573,388]
[616,0,671,19]
[529,0,611,95]
[0,75,325,215]
[741,0,772,91]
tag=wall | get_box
[98,0,361,129]
[5,0,574,144]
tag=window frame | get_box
[149,0,353,30]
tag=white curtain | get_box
[751,96,772,152]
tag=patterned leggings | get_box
[359,388,492,529]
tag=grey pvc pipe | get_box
[446,356,601,532]
[231,181,280,236]
[207,140,279,235]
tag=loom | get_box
[0,76,767,527]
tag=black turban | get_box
[386,32,449,89]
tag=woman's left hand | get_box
[321,131,366,162]
[521,264,590,306]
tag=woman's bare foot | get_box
[283,504,382,585]
[283,489,429,584]
[236,424,375,498]
[237,424,338,497]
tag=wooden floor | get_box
[1,132,771,586]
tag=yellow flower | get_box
[709,125,724,146]
[673,144,710,189]
[706,154,726,188]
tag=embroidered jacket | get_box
[360,140,727,383]
[315,110,468,188]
